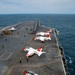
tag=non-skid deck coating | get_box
[0,21,66,75]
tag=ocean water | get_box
[0,14,75,75]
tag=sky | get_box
[0,0,75,14]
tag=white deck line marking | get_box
[0,53,12,60]
[6,53,12,60]
[0,53,6,58]
[0,50,7,58]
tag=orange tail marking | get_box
[46,34,50,38]
[37,46,42,52]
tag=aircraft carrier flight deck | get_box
[0,21,68,75]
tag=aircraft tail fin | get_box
[37,46,42,52]
[46,34,50,38]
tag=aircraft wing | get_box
[9,27,16,31]
[40,37,44,42]
[26,51,34,57]
[36,32,45,36]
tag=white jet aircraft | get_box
[8,27,16,31]
[22,70,38,75]
[33,34,51,42]
[36,29,52,36]
[22,46,46,61]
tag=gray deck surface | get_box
[0,21,66,75]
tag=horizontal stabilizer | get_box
[37,52,46,56]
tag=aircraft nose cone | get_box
[22,48,25,50]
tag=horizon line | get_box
[0,13,75,15]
